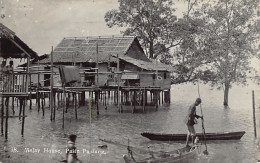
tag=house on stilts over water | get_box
[38,36,174,112]
[0,23,38,138]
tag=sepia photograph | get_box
[0,0,259,162]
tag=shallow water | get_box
[0,83,259,163]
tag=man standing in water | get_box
[65,134,82,163]
[184,98,203,148]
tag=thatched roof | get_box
[117,55,175,72]
[39,36,147,64]
[0,23,38,59]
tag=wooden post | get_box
[37,91,40,112]
[158,91,161,105]
[105,91,107,110]
[81,91,85,106]
[96,90,99,115]
[156,90,158,109]
[114,90,116,105]
[1,97,4,135]
[42,95,45,117]
[62,86,65,129]
[53,91,56,120]
[143,88,145,113]
[57,92,60,109]
[42,93,44,114]
[162,90,164,104]
[96,43,99,86]
[12,97,15,115]
[29,73,32,110]
[5,97,9,139]
[252,90,257,138]
[117,54,121,113]
[74,92,78,119]
[21,99,25,136]
[37,62,40,110]
[19,98,23,120]
[50,46,54,121]
[168,89,171,103]
[89,89,92,161]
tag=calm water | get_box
[0,83,259,163]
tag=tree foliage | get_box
[194,0,260,105]
[105,0,179,59]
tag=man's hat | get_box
[196,98,202,103]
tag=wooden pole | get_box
[62,86,65,129]
[53,91,56,120]
[96,43,99,85]
[5,97,9,139]
[42,94,45,117]
[162,90,164,104]
[117,54,121,113]
[133,91,136,113]
[96,90,99,115]
[89,89,92,162]
[37,59,40,108]
[74,92,78,119]
[29,73,32,110]
[252,90,257,138]
[1,97,4,135]
[143,88,145,113]
[12,97,15,115]
[50,46,54,121]
[19,98,22,120]
[21,99,25,136]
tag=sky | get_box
[0,0,258,73]
[0,0,187,56]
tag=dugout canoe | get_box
[141,131,245,141]
[123,145,200,163]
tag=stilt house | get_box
[0,23,38,97]
[38,36,173,91]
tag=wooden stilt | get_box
[41,93,44,112]
[158,91,161,105]
[37,91,40,112]
[81,91,85,106]
[57,92,60,109]
[1,97,4,135]
[19,98,23,120]
[43,93,45,106]
[5,97,9,139]
[42,95,45,117]
[21,99,25,136]
[121,90,123,112]
[62,86,65,129]
[105,91,107,110]
[162,90,164,104]
[29,74,32,110]
[252,91,257,137]
[66,93,69,113]
[150,91,153,103]
[133,91,136,113]
[74,92,78,119]
[60,92,63,108]
[96,90,99,115]
[155,91,158,107]
[11,97,15,115]
[142,89,145,113]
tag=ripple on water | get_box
[0,83,259,162]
